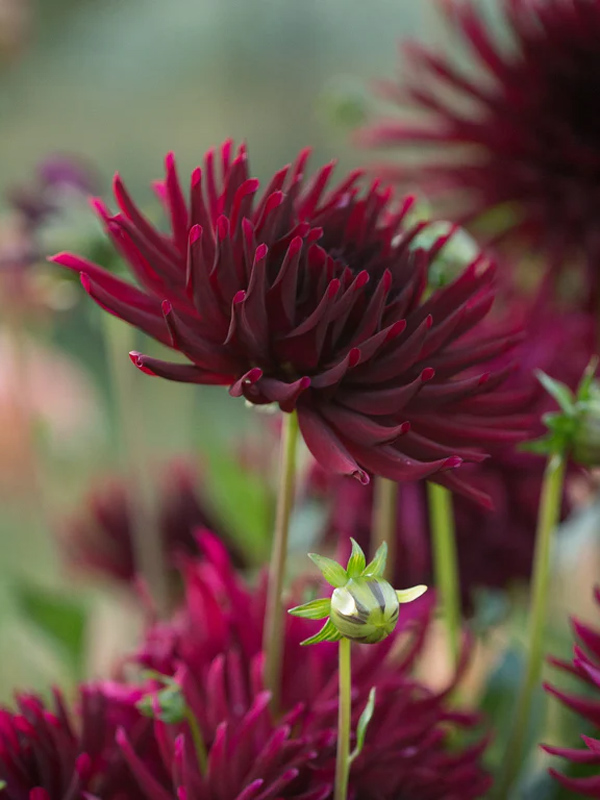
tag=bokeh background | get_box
[0,0,443,700]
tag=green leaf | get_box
[535,371,575,415]
[363,542,387,578]
[301,618,343,646]
[350,687,376,763]
[308,553,348,588]
[346,538,366,577]
[288,597,331,620]
[15,582,87,676]
[396,585,428,604]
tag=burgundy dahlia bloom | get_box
[0,682,154,800]
[62,459,234,587]
[360,0,600,308]
[543,588,600,796]
[133,531,492,799]
[52,141,528,504]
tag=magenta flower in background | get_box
[360,0,600,309]
[133,531,492,799]
[0,683,156,799]
[543,588,600,797]
[61,458,239,587]
[52,141,530,505]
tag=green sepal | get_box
[363,542,387,578]
[350,687,376,764]
[396,585,428,604]
[137,684,186,724]
[346,538,366,577]
[308,553,348,587]
[288,597,331,620]
[577,356,600,400]
[300,618,343,646]
[535,371,575,415]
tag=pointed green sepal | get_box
[300,617,343,646]
[288,597,332,620]
[535,371,575,415]
[346,538,367,577]
[577,356,600,400]
[363,541,388,578]
[396,585,427,604]
[350,686,376,764]
[308,553,348,587]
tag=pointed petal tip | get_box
[189,224,202,243]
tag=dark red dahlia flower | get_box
[51,141,528,504]
[543,588,600,797]
[0,682,155,800]
[61,459,235,587]
[133,530,492,799]
[360,0,600,308]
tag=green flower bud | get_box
[573,400,600,467]
[330,577,399,644]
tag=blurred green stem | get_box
[262,410,299,712]
[427,482,460,663]
[372,477,397,581]
[334,636,352,800]
[102,314,169,618]
[185,707,207,775]
[497,451,566,799]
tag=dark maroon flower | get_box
[133,531,492,799]
[360,0,600,309]
[61,459,236,588]
[543,588,600,797]
[310,308,593,609]
[0,682,154,800]
[51,141,529,505]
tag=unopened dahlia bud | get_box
[330,577,399,644]
[289,538,426,646]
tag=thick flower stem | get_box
[262,410,300,712]
[497,452,566,800]
[372,476,397,580]
[427,482,461,663]
[101,315,169,618]
[335,637,352,800]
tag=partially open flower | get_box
[52,141,529,504]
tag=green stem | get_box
[427,482,461,663]
[334,637,352,800]
[497,451,566,799]
[372,477,397,581]
[185,708,208,775]
[262,410,300,711]
[101,314,169,618]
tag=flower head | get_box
[543,588,600,796]
[52,141,528,504]
[289,539,426,644]
[133,531,492,798]
[360,0,600,308]
[62,459,233,587]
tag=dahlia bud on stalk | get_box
[290,539,426,800]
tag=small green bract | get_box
[288,539,427,645]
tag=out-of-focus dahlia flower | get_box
[360,0,600,307]
[0,683,154,799]
[62,459,237,586]
[543,588,600,797]
[312,309,592,607]
[52,140,529,505]
[132,530,492,798]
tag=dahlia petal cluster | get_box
[62,459,233,586]
[310,309,593,606]
[361,0,600,307]
[544,588,600,796]
[52,141,529,504]
[134,531,492,798]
